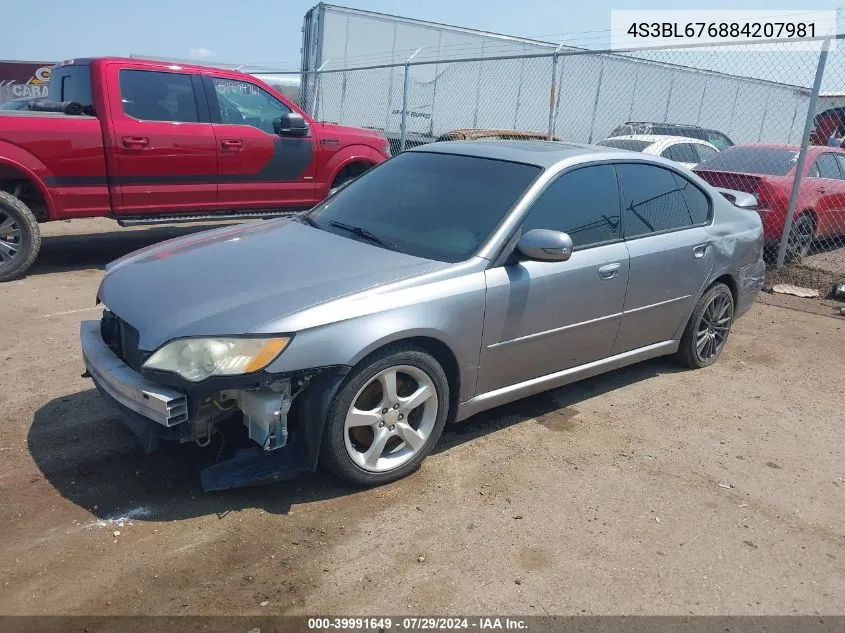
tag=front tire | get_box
[676,283,734,369]
[320,345,450,487]
[0,191,41,282]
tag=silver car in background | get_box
[80,141,764,490]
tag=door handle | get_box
[220,139,243,151]
[693,243,709,258]
[121,136,149,149]
[598,262,621,280]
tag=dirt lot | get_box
[1,218,844,616]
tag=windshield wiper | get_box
[298,215,319,228]
[328,220,399,251]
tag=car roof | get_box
[409,139,625,168]
[62,57,253,79]
[725,143,841,153]
[603,134,713,145]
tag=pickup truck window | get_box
[119,69,198,123]
[211,78,292,134]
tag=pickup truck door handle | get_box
[220,139,243,151]
[121,136,149,149]
[598,262,621,280]
[693,243,709,258]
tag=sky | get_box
[1,0,842,70]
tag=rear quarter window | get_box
[47,65,93,108]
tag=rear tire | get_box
[785,214,815,263]
[320,345,449,487]
[676,282,734,369]
[0,191,40,282]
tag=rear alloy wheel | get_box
[677,283,734,369]
[0,190,41,282]
[786,214,815,262]
[320,346,449,486]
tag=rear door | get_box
[105,66,218,216]
[203,76,317,211]
[612,162,715,354]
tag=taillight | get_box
[754,179,779,213]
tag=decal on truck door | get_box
[223,138,313,183]
[45,138,313,187]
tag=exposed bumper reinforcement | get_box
[80,321,188,427]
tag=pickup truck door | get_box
[104,65,218,216]
[203,76,317,211]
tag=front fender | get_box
[0,141,55,217]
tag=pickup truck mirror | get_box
[274,113,309,137]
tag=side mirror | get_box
[516,229,573,262]
[273,112,309,137]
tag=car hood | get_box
[98,219,446,351]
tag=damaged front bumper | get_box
[79,321,347,490]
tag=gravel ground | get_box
[1,219,844,616]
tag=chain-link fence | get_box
[282,36,845,295]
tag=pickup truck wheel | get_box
[0,191,40,282]
[320,345,449,487]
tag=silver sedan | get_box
[80,140,764,490]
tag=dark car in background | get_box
[609,122,734,151]
[694,144,845,259]
[809,107,845,146]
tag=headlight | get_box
[143,336,291,382]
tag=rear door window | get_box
[119,69,198,123]
[694,144,718,162]
[663,143,698,164]
[617,163,709,238]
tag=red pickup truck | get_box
[0,57,391,281]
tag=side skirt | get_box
[456,340,679,422]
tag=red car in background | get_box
[694,144,845,260]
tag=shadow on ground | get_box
[28,357,682,521]
[29,223,236,275]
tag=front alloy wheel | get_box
[344,365,438,472]
[320,345,450,486]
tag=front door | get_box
[205,76,317,211]
[477,164,630,395]
[612,162,715,354]
[809,152,845,238]
[107,67,218,216]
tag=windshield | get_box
[704,131,734,150]
[597,139,651,152]
[696,147,799,176]
[307,152,541,263]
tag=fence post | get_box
[310,60,331,120]
[547,43,565,140]
[776,38,830,269]
[400,48,422,152]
